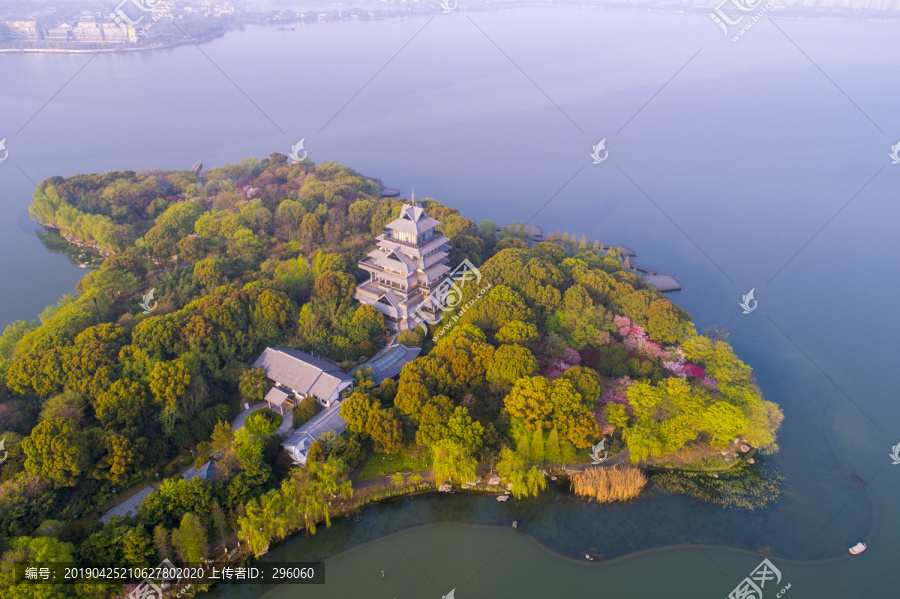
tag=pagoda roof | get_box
[387,203,440,236]
[375,248,416,273]
[377,234,449,258]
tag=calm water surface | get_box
[1,7,898,598]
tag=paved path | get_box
[276,410,293,437]
[231,402,266,431]
[100,485,155,523]
[232,401,294,437]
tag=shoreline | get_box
[175,454,754,596]
[3,7,898,56]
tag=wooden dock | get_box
[642,274,682,292]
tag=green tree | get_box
[415,395,454,447]
[38,390,87,425]
[0,473,54,538]
[431,439,477,485]
[153,525,171,562]
[486,344,538,391]
[212,502,229,553]
[307,441,324,465]
[494,320,539,345]
[293,395,321,428]
[340,392,376,434]
[497,447,547,499]
[445,406,484,454]
[605,404,629,428]
[193,258,226,288]
[210,420,234,454]
[367,408,403,453]
[227,429,273,506]
[530,427,545,464]
[148,358,191,407]
[94,379,154,435]
[743,400,784,454]
[503,376,553,431]
[545,427,561,465]
[22,418,89,488]
[178,513,207,564]
[347,304,386,345]
[94,433,140,483]
[0,536,77,599]
[239,367,271,402]
[80,516,154,567]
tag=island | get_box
[0,155,783,597]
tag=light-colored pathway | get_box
[232,401,294,437]
[231,402,266,431]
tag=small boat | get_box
[849,542,866,555]
[496,495,508,502]
[584,554,594,561]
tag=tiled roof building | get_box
[354,197,451,332]
[253,347,353,411]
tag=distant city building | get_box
[100,22,137,43]
[44,25,72,43]
[354,196,451,332]
[72,22,104,43]
[1,20,41,42]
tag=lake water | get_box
[1,6,898,598]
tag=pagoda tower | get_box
[354,195,451,332]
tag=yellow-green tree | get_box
[366,408,403,453]
[22,418,89,488]
[431,439,477,485]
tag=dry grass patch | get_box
[572,465,648,503]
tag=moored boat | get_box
[849,542,866,554]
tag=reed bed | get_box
[572,465,648,503]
